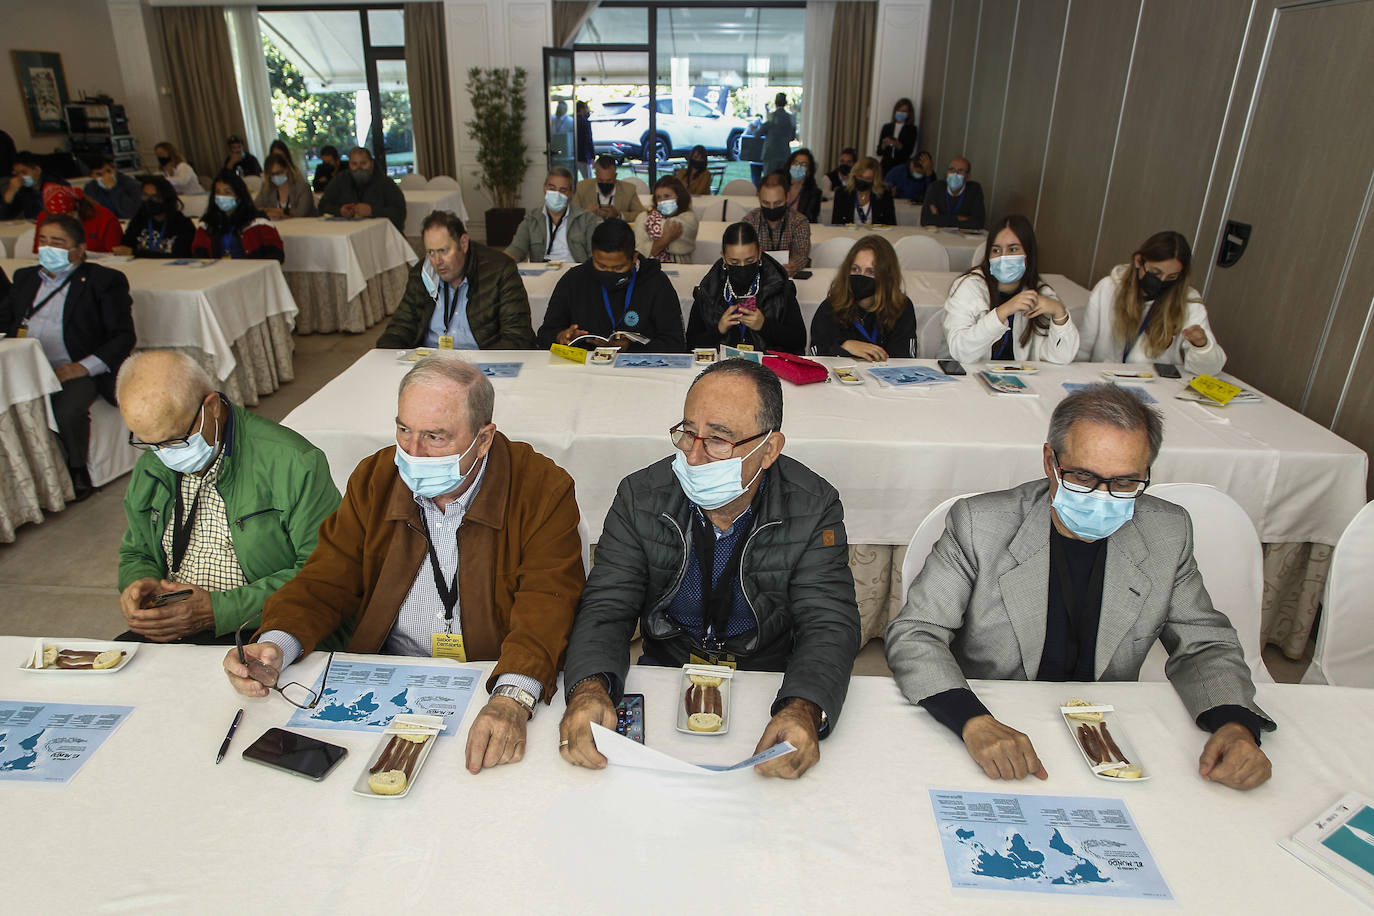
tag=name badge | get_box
[438,335,455,350]
[734,343,754,352]
[432,633,467,662]
[689,651,737,669]
[15,327,27,338]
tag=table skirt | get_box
[285,265,409,335]
[0,397,73,543]
[149,313,296,408]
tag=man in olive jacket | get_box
[376,210,536,350]
[116,351,340,644]
[559,359,861,779]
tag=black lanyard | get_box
[546,212,564,256]
[23,269,77,325]
[418,513,459,628]
[170,478,205,574]
[761,217,782,250]
[1049,531,1107,674]
[691,511,755,648]
[440,283,459,329]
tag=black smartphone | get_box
[1154,362,1182,379]
[242,728,348,781]
[937,358,966,376]
[616,694,645,745]
[793,270,813,280]
[145,589,193,608]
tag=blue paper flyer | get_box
[286,660,481,738]
[0,701,134,785]
[929,789,1172,900]
[478,362,522,378]
[1063,381,1157,404]
[613,353,695,369]
[868,365,958,387]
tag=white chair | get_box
[427,176,460,190]
[1304,500,1374,686]
[87,399,139,488]
[399,173,428,190]
[917,308,946,359]
[721,198,754,222]
[624,176,650,194]
[893,234,951,271]
[721,178,757,196]
[243,175,263,195]
[810,236,857,268]
[970,239,987,266]
[16,227,35,256]
[899,494,978,601]
[1145,483,1271,684]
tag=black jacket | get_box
[686,256,806,353]
[1,173,70,220]
[831,187,897,226]
[809,296,918,359]
[535,257,686,352]
[921,179,986,230]
[877,121,918,174]
[225,153,263,177]
[0,262,136,403]
[312,162,336,192]
[562,455,861,732]
[793,178,822,223]
[120,211,196,258]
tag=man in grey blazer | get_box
[886,384,1274,790]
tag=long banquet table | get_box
[274,217,417,334]
[284,350,1366,653]
[0,339,71,541]
[1,637,1369,913]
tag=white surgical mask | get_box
[657,199,679,217]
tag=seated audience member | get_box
[942,214,1078,364]
[536,218,686,353]
[268,140,299,176]
[114,177,195,259]
[2,151,71,220]
[1077,230,1226,376]
[573,155,648,221]
[744,172,811,277]
[809,235,917,360]
[784,148,822,223]
[885,384,1275,790]
[154,142,202,197]
[83,157,142,219]
[825,147,858,194]
[674,145,713,196]
[192,171,285,261]
[377,210,535,350]
[254,153,316,220]
[634,176,698,264]
[877,98,919,175]
[506,167,597,264]
[313,145,341,192]
[0,214,134,501]
[886,150,936,202]
[921,156,985,229]
[34,185,123,253]
[687,221,805,353]
[223,135,262,178]
[318,146,407,232]
[116,351,340,645]
[832,157,896,226]
[225,357,586,774]
[559,358,861,779]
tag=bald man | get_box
[920,156,985,229]
[115,351,342,644]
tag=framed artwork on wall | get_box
[12,50,70,135]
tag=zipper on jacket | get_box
[235,508,278,530]
[735,519,781,654]
[646,512,691,637]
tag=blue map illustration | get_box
[0,702,133,784]
[0,729,43,772]
[613,353,695,369]
[952,825,1109,885]
[286,661,480,739]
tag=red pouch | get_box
[762,350,828,385]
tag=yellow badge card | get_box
[15,327,27,338]
[550,343,589,364]
[438,335,455,350]
[735,343,755,351]
[1188,374,1241,406]
[431,633,467,662]
[689,652,737,669]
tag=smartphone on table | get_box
[616,694,645,744]
[1154,362,1182,379]
[242,728,348,781]
[937,358,966,376]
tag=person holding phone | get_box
[116,351,340,644]
[686,221,805,353]
[809,235,917,360]
[877,98,919,176]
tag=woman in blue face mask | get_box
[634,176,698,264]
[783,149,821,223]
[191,169,285,261]
[253,153,316,221]
[876,97,918,175]
[941,213,1079,365]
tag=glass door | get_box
[543,48,577,180]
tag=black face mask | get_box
[761,204,786,222]
[1138,269,1176,300]
[143,198,165,216]
[156,155,171,167]
[853,178,873,192]
[726,263,759,291]
[597,267,631,291]
[849,274,876,302]
[596,181,615,195]
[837,163,852,176]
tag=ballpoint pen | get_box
[216,708,245,764]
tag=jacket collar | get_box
[383,432,512,530]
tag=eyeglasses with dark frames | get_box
[128,401,206,452]
[1052,451,1150,499]
[235,621,332,709]
[670,421,770,461]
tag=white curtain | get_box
[225,7,277,165]
[801,1,837,160]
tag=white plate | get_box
[985,363,1039,375]
[353,731,438,799]
[1060,703,1149,782]
[20,640,138,674]
[676,664,733,736]
[1102,369,1156,382]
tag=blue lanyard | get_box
[147,218,168,253]
[945,188,964,216]
[1124,303,1155,362]
[221,231,235,257]
[600,268,637,332]
[852,317,879,345]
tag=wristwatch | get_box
[492,684,537,720]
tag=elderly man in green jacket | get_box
[376,210,536,350]
[115,350,341,644]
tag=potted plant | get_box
[466,66,530,248]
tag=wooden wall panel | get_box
[918,0,953,160]
[961,0,1017,199]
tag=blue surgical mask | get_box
[155,407,218,475]
[946,172,965,192]
[670,434,770,510]
[657,199,678,217]
[421,259,440,297]
[214,195,238,213]
[989,254,1026,284]
[21,174,35,188]
[37,245,72,274]
[789,165,807,182]
[545,190,568,213]
[1051,479,1136,541]
[270,173,288,187]
[394,435,481,499]
[894,111,908,123]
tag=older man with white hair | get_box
[117,350,340,644]
[224,355,586,774]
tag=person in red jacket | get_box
[191,170,284,261]
[33,185,123,253]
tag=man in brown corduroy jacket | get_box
[223,356,585,774]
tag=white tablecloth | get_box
[1,637,1368,913]
[275,217,417,302]
[402,189,469,236]
[0,341,69,541]
[693,220,984,271]
[0,337,60,418]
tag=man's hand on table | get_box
[353,203,373,219]
[558,678,617,769]
[962,714,1048,781]
[465,694,528,774]
[222,641,283,698]
[753,698,821,779]
[1199,722,1271,790]
[339,203,357,218]
[123,580,214,641]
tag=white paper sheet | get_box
[590,722,795,775]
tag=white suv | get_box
[590,97,749,162]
